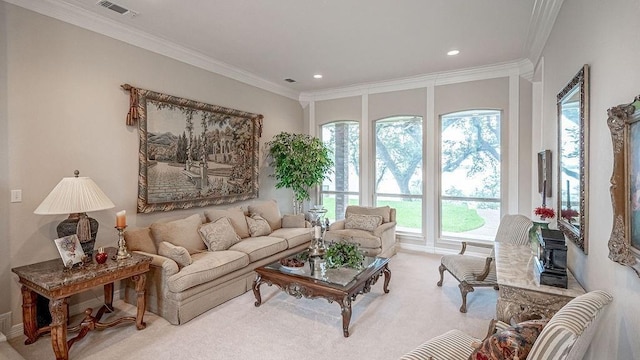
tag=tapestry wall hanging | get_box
[122,84,263,213]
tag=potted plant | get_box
[267,132,333,213]
[325,241,365,269]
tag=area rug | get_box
[8,251,497,359]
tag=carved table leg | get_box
[382,264,391,293]
[21,286,39,345]
[338,296,352,337]
[49,298,69,360]
[103,282,114,312]
[133,274,147,330]
[253,275,263,307]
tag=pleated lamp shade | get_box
[34,172,115,215]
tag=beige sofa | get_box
[121,200,312,325]
[324,205,397,258]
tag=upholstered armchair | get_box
[437,214,532,313]
[324,205,397,258]
[399,290,613,360]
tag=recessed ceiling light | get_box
[313,74,323,79]
[447,50,460,56]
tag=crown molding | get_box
[299,59,535,103]
[525,0,565,71]
[5,0,300,100]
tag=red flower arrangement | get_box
[534,206,555,220]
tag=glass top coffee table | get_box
[252,251,391,337]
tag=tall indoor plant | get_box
[267,132,333,213]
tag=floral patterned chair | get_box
[399,290,613,360]
[437,214,532,312]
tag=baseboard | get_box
[0,311,10,337]
[6,288,121,340]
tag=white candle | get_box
[116,210,127,228]
[314,225,321,239]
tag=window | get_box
[440,110,501,241]
[321,121,359,222]
[374,116,423,233]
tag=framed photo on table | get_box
[54,234,85,267]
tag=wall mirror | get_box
[557,65,589,253]
[607,95,640,277]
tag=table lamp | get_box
[34,170,115,257]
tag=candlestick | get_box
[116,210,127,228]
[115,225,131,260]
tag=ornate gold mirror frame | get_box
[557,65,589,253]
[608,95,640,276]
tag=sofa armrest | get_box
[373,221,396,236]
[133,250,179,278]
[329,219,346,231]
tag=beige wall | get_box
[541,0,640,358]
[369,88,427,121]
[0,1,10,319]
[2,4,303,328]
[315,96,361,125]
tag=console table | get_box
[494,242,585,322]
[12,247,151,360]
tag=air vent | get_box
[97,1,132,15]
[284,78,296,83]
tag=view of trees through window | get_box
[440,110,502,240]
[321,121,359,221]
[320,110,502,241]
[375,116,423,232]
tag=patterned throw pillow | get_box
[246,214,272,237]
[469,319,549,360]
[248,199,282,231]
[157,241,192,268]
[198,217,241,251]
[345,214,383,232]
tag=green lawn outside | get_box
[320,197,485,232]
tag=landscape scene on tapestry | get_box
[144,98,259,207]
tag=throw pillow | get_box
[124,227,157,254]
[198,217,241,251]
[346,205,391,223]
[345,214,383,232]
[157,241,192,268]
[204,207,250,239]
[246,214,272,237]
[150,214,205,255]
[469,319,549,360]
[248,199,282,231]
[282,213,305,228]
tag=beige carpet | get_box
[7,251,497,360]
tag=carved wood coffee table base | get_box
[253,258,390,337]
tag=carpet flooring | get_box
[8,251,497,359]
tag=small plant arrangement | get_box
[325,241,364,269]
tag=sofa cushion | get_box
[158,241,192,268]
[246,214,272,237]
[228,236,288,262]
[270,227,313,248]
[345,213,383,231]
[469,319,548,360]
[167,250,249,293]
[248,199,282,231]
[324,228,383,249]
[282,213,305,228]
[124,227,157,254]
[198,217,241,251]
[204,206,250,239]
[150,214,206,255]
[346,205,391,223]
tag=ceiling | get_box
[11,0,562,98]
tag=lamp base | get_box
[56,214,99,257]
